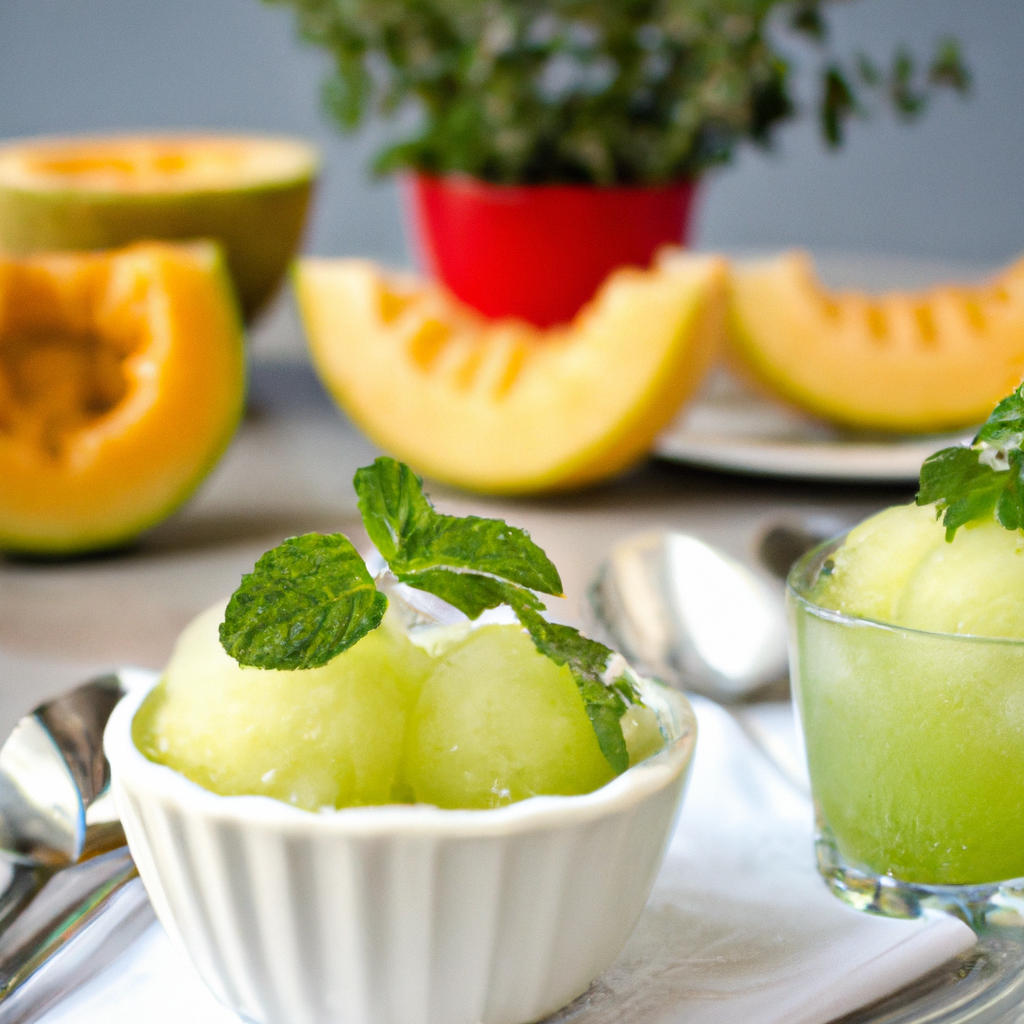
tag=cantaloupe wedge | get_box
[728,251,1024,432]
[295,255,727,493]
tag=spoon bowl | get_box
[589,530,788,701]
[588,520,850,703]
[0,676,126,868]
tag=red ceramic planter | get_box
[406,175,698,328]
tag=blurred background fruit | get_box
[295,252,726,492]
[727,249,1024,432]
[0,134,317,321]
[0,240,245,555]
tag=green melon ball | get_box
[133,602,433,810]
[810,502,945,623]
[404,624,664,810]
[894,519,1024,638]
[621,700,667,764]
[810,501,1024,639]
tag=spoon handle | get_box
[0,868,51,944]
[0,847,153,1023]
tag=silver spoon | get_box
[588,525,842,791]
[0,673,153,1021]
[587,520,850,703]
[588,530,792,703]
[0,675,125,868]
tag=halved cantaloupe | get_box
[728,250,1024,432]
[0,241,245,554]
[295,254,726,493]
[0,135,318,320]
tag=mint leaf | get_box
[916,382,1024,541]
[399,571,545,620]
[995,450,1024,531]
[220,533,387,669]
[506,595,639,775]
[354,458,563,596]
[976,387,1024,449]
[918,446,1003,541]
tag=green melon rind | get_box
[0,244,247,558]
[0,162,316,322]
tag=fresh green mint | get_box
[220,533,388,669]
[353,458,563,598]
[222,457,639,773]
[917,383,1024,541]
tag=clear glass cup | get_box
[788,536,1024,926]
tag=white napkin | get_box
[551,697,976,1024]
[38,697,975,1024]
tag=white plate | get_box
[656,372,974,483]
[654,251,990,483]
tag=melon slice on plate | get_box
[0,241,245,554]
[728,251,1024,432]
[295,254,727,494]
[0,135,317,319]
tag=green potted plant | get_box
[266,0,968,326]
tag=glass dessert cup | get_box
[104,674,696,1024]
[788,537,1024,927]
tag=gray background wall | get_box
[1,0,1021,268]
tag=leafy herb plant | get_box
[264,0,968,185]
[917,382,1024,542]
[221,457,640,773]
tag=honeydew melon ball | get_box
[810,502,945,623]
[894,519,1024,638]
[811,501,1024,639]
[133,601,433,810]
[404,624,664,810]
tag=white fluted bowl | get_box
[105,676,696,1024]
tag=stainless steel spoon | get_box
[588,530,790,702]
[587,523,839,703]
[0,675,125,868]
[0,673,153,1023]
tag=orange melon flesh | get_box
[295,254,726,493]
[0,241,245,554]
[728,251,1024,433]
[0,135,318,320]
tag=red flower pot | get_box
[406,175,698,328]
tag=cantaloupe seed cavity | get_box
[0,266,143,461]
[0,326,138,460]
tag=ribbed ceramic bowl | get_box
[105,676,696,1024]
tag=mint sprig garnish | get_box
[221,457,639,773]
[353,458,563,598]
[219,533,388,669]
[917,383,1024,541]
